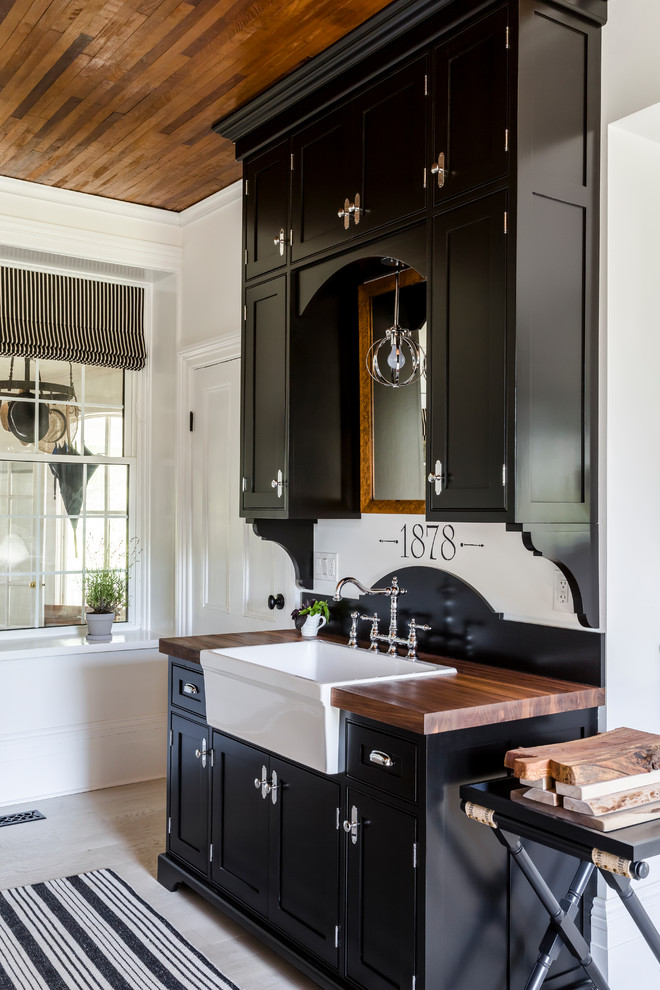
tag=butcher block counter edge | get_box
[159,630,604,736]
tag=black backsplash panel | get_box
[318,565,603,687]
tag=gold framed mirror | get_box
[358,267,427,513]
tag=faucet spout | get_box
[333,576,390,601]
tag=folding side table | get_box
[460,778,660,990]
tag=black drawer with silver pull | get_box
[170,663,206,718]
[346,722,417,802]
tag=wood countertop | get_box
[159,630,604,736]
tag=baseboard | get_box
[0,713,167,806]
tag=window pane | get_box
[82,409,124,456]
[86,464,128,513]
[0,573,38,629]
[37,360,83,402]
[84,365,123,408]
[44,571,84,627]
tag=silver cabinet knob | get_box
[428,459,444,495]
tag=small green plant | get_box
[85,539,140,615]
[291,598,330,630]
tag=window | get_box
[0,357,134,630]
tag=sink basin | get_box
[200,639,456,774]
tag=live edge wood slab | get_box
[159,630,604,737]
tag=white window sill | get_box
[0,625,161,661]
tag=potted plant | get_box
[84,540,139,642]
[291,598,330,638]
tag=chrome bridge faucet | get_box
[333,575,431,660]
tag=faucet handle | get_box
[406,618,431,660]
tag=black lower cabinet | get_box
[168,713,210,877]
[210,734,341,968]
[345,789,417,990]
[160,657,598,990]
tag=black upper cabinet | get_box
[241,276,288,514]
[432,7,510,206]
[428,191,509,518]
[291,58,427,262]
[244,140,290,280]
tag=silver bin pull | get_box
[369,749,394,768]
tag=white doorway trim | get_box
[176,335,241,634]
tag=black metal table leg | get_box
[523,860,596,990]
[496,828,611,990]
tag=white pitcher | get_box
[300,614,327,637]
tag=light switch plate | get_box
[313,551,339,582]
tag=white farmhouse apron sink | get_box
[200,639,456,774]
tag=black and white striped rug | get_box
[0,868,240,990]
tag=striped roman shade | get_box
[0,267,146,370]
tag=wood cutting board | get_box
[505,728,660,785]
[563,781,660,816]
[556,768,660,800]
[511,788,660,832]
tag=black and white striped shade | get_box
[0,267,146,370]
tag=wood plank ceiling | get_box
[0,0,394,212]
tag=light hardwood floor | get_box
[0,779,317,990]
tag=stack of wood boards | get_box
[504,728,660,832]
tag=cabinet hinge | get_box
[242,476,247,492]
[290,153,294,171]
[289,228,293,247]
[505,128,509,153]
[334,925,340,948]
[189,411,194,432]
[504,211,508,235]
[245,178,249,196]
[412,976,416,990]
[505,25,510,49]
[243,304,247,321]
[336,807,341,830]
[413,842,418,869]
[244,248,248,265]
[209,843,213,863]
[168,816,172,835]
[423,167,427,189]
[502,463,507,487]
[169,729,173,748]
[210,749,215,768]
[424,73,428,96]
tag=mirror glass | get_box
[359,267,427,513]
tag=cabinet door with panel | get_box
[432,6,510,206]
[358,57,428,236]
[210,734,341,968]
[241,276,288,515]
[291,105,357,262]
[244,140,290,280]
[428,190,509,518]
[210,732,270,915]
[269,757,341,967]
[345,788,418,990]
[168,713,211,877]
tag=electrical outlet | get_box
[313,551,339,582]
[553,572,573,613]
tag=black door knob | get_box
[267,593,285,611]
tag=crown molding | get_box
[179,182,242,226]
[0,174,181,225]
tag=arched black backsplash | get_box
[316,564,603,687]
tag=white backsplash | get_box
[309,514,590,630]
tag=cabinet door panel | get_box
[245,141,289,279]
[429,191,508,515]
[241,277,287,514]
[269,759,341,967]
[210,733,269,915]
[291,106,357,261]
[360,57,427,234]
[169,714,210,876]
[433,7,509,205]
[346,790,417,990]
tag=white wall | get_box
[180,183,242,349]
[0,178,182,803]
